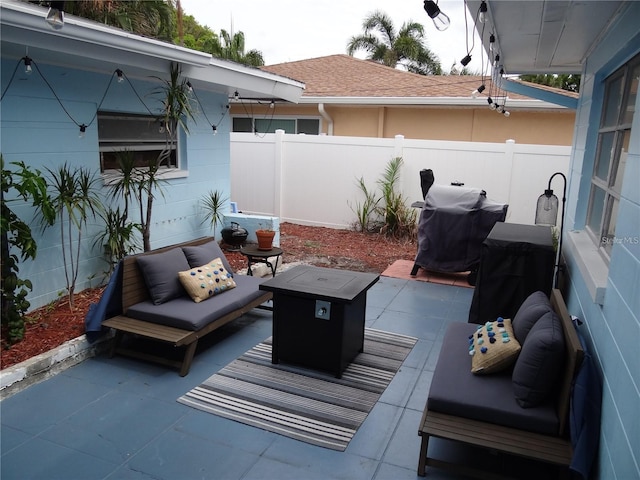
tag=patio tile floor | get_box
[1,277,556,480]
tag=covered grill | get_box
[410,181,508,283]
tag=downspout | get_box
[318,103,333,135]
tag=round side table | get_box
[240,245,283,277]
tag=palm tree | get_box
[211,30,265,67]
[347,10,442,75]
[56,0,174,41]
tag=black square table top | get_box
[259,265,379,302]
[484,222,554,250]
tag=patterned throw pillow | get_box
[469,318,521,375]
[178,258,236,303]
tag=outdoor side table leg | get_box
[246,256,254,276]
[266,258,277,277]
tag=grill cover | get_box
[413,184,508,273]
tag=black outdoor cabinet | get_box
[468,222,555,324]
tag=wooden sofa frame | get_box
[417,289,584,478]
[102,237,273,376]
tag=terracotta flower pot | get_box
[256,229,275,250]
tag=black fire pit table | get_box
[259,265,379,378]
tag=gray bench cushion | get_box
[125,275,267,331]
[427,322,559,435]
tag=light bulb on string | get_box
[489,34,496,54]
[79,124,87,139]
[478,1,488,23]
[423,0,450,31]
[116,69,124,83]
[472,84,486,98]
[23,56,32,75]
[212,125,217,135]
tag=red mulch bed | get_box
[1,222,417,370]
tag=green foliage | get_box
[1,156,54,345]
[60,0,174,41]
[519,74,581,93]
[200,190,228,238]
[347,10,442,75]
[349,177,381,233]
[97,151,143,275]
[153,62,196,143]
[134,62,194,251]
[376,157,417,239]
[350,157,417,240]
[211,30,265,66]
[44,163,101,309]
[94,207,141,277]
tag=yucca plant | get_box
[44,163,101,309]
[133,62,196,251]
[200,190,228,238]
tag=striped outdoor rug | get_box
[178,328,417,451]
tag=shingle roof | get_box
[261,54,576,101]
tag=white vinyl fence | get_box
[230,131,571,229]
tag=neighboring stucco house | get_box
[466,1,639,478]
[228,54,577,146]
[0,0,304,309]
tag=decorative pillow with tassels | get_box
[469,317,521,375]
[178,258,236,303]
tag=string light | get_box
[460,54,472,67]
[45,5,64,30]
[423,0,450,31]
[116,69,124,83]
[186,81,193,93]
[79,124,86,138]
[472,84,486,98]
[478,1,488,23]
[212,125,217,135]
[489,34,496,54]
[23,56,32,75]
[233,90,240,101]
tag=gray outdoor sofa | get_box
[102,237,272,376]
[418,289,584,477]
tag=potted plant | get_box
[255,224,275,250]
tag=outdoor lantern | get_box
[535,172,567,288]
[535,189,559,226]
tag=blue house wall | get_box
[1,58,231,310]
[564,3,640,478]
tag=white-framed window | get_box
[586,53,638,258]
[232,116,320,134]
[97,112,179,173]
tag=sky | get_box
[178,0,486,74]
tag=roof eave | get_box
[299,96,569,110]
[502,80,578,109]
[0,0,305,103]
[1,0,210,68]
